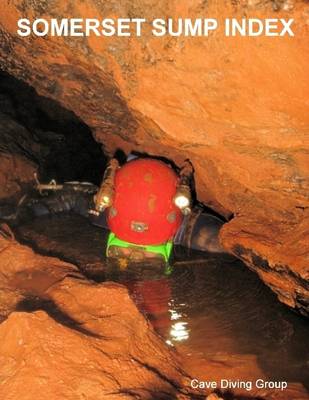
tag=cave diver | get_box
[0,155,227,266]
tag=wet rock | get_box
[0,152,36,201]
[0,310,189,400]
[0,225,198,399]
[0,0,308,314]
[207,394,223,400]
[0,221,308,398]
[220,217,309,316]
[0,223,82,321]
[8,218,309,399]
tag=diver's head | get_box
[103,157,192,262]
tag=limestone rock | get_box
[221,216,309,316]
[0,227,195,399]
[0,1,308,314]
[207,394,223,400]
[0,309,190,400]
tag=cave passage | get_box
[15,214,309,390]
[0,71,107,186]
[0,72,308,396]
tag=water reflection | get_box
[104,254,309,389]
[17,216,309,391]
[168,301,190,343]
[170,321,190,342]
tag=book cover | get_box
[0,1,308,399]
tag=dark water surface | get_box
[17,214,309,390]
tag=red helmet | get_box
[107,158,183,245]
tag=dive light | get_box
[90,158,119,215]
[173,160,193,215]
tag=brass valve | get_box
[34,173,63,194]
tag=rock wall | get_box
[0,1,308,314]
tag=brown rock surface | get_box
[1,225,307,399]
[0,1,308,313]
[221,216,309,316]
[0,153,36,200]
[0,226,196,399]
[0,224,83,321]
